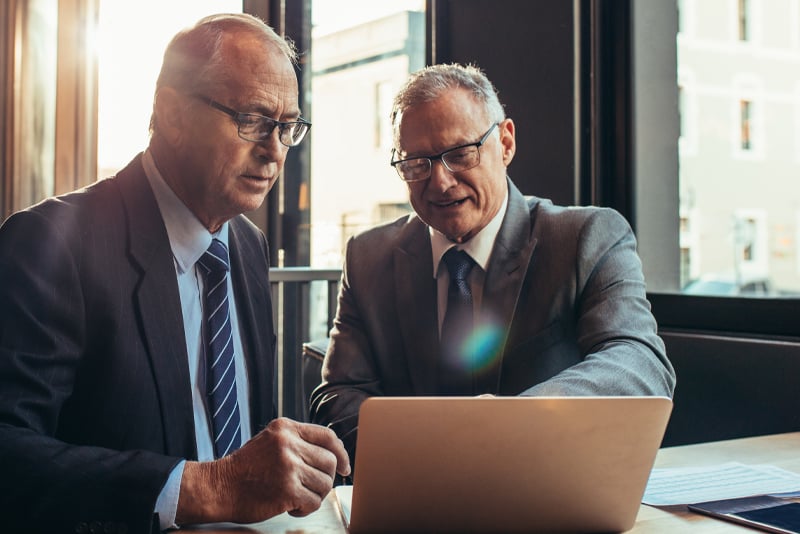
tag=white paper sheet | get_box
[643,462,800,506]
[333,485,353,526]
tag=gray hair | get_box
[390,63,506,144]
[149,13,297,133]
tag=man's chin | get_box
[439,225,474,244]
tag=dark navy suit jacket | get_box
[0,155,277,533]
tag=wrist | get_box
[175,460,235,525]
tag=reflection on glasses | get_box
[390,122,499,182]
[193,94,311,147]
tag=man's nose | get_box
[427,158,458,191]
[254,128,285,159]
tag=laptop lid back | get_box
[349,396,672,534]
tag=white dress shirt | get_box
[430,188,509,335]
[143,150,252,530]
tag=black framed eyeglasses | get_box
[390,122,499,182]
[193,94,311,147]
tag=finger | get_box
[298,423,352,476]
[300,456,337,498]
[286,486,325,518]
[296,421,340,446]
[297,441,339,486]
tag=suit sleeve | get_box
[518,208,676,397]
[0,209,180,534]
[309,237,382,465]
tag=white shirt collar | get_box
[430,187,509,278]
[141,149,229,273]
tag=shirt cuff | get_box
[155,460,186,531]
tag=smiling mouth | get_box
[433,198,467,208]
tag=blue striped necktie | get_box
[198,239,242,458]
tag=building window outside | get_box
[305,1,423,339]
[731,78,764,159]
[740,99,753,150]
[309,0,424,271]
[677,1,799,296]
[738,0,749,41]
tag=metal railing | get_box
[269,267,341,420]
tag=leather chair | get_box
[300,338,329,421]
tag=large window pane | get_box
[309,0,425,269]
[677,0,800,297]
[97,0,242,179]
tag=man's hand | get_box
[176,418,351,525]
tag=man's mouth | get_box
[433,198,467,208]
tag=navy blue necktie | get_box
[439,248,476,395]
[198,239,242,458]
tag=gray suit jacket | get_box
[0,155,277,533]
[310,180,675,462]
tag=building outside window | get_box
[677,0,799,296]
[309,1,425,270]
[739,99,753,150]
[738,0,749,41]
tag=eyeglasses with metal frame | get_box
[193,94,311,147]
[390,122,499,182]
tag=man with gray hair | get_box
[311,63,675,464]
[0,13,348,533]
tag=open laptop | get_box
[339,396,672,534]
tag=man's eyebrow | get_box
[247,102,302,121]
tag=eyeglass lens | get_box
[237,115,309,146]
[395,145,480,182]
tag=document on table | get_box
[332,485,353,527]
[643,462,800,506]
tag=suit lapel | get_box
[228,219,275,429]
[393,220,440,394]
[480,181,539,391]
[116,155,197,458]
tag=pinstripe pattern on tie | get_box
[198,239,242,458]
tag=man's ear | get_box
[153,87,188,147]
[499,118,516,166]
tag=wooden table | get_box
[630,432,800,533]
[185,432,800,533]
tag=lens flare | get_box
[458,323,505,373]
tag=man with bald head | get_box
[0,14,348,533]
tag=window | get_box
[96,0,242,179]
[309,0,424,270]
[738,0,750,41]
[733,210,768,277]
[739,99,753,150]
[731,78,764,159]
[669,2,798,296]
